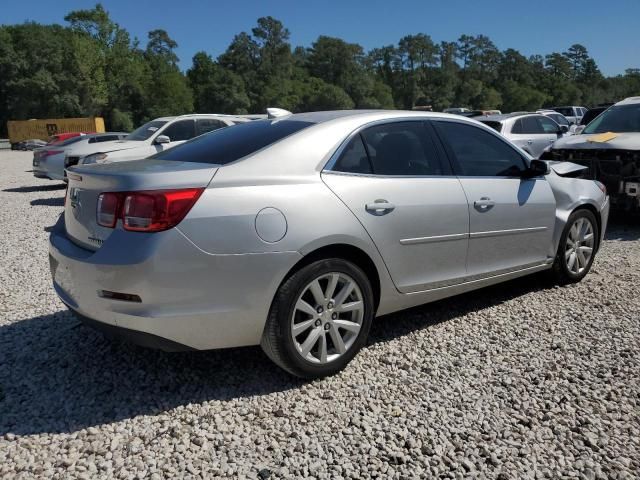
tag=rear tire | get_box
[551,209,598,284]
[261,258,374,379]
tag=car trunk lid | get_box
[64,159,218,251]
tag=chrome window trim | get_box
[469,226,548,239]
[322,117,439,174]
[432,117,533,168]
[399,233,468,245]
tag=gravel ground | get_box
[0,150,638,479]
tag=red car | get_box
[47,132,92,145]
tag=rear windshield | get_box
[152,119,314,165]
[583,104,640,134]
[480,121,503,133]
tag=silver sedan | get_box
[49,110,609,378]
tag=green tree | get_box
[187,52,250,113]
[143,29,193,118]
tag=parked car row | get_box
[474,112,569,159]
[32,114,260,181]
[45,107,610,378]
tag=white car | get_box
[475,113,568,158]
[33,133,126,181]
[537,110,575,135]
[549,106,588,126]
[79,114,252,166]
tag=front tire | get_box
[261,258,374,379]
[552,209,598,284]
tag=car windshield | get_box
[583,105,640,134]
[549,114,569,126]
[580,108,606,126]
[125,120,168,141]
[152,119,314,165]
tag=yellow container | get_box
[7,117,106,144]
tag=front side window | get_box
[360,122,444,176]
[550,114,569,127]
[436,121,526,177]
[538,116,560,133]
[125,120,168,141]
[152,119,314,165]
[161,120,196,142]
[583,104,640,134]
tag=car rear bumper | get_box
[49,215,301,350]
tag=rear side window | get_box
[152,120,314,165]
[520,116,543,134]
[360,122,444,176]
[510,119,523,134]
[333,135,372,174]
[436,121,526,177]
[162,120,196,142]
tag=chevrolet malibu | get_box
[50,110,609,378]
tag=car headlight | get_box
[82,153,109,165]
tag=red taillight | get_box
[97,193,121,228]
[43,150,63,157]
[96,188,204,232]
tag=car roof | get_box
[473,113,540,122]
[154,114,259,122]
[615,96,640,106]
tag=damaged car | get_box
[543,97,640,211]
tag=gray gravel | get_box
[0,150,638,479]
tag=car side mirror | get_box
[155,135,170,145]
[522,159,549,178]
[559,125,569,134]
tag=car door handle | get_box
[474,197,495,211]
[365,200,395,215]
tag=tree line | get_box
[1,3,639,136]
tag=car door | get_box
[537,115,563,148]
[433,120,556,279]
[321,120,470,293]
[522,116,550,158]
[508,117,545,157]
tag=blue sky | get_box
[2,0,638,76]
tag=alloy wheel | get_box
[565,217,595,275]
[290,272,364,364]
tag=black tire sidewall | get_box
[273,259,374,378]
[555,209,598,282]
